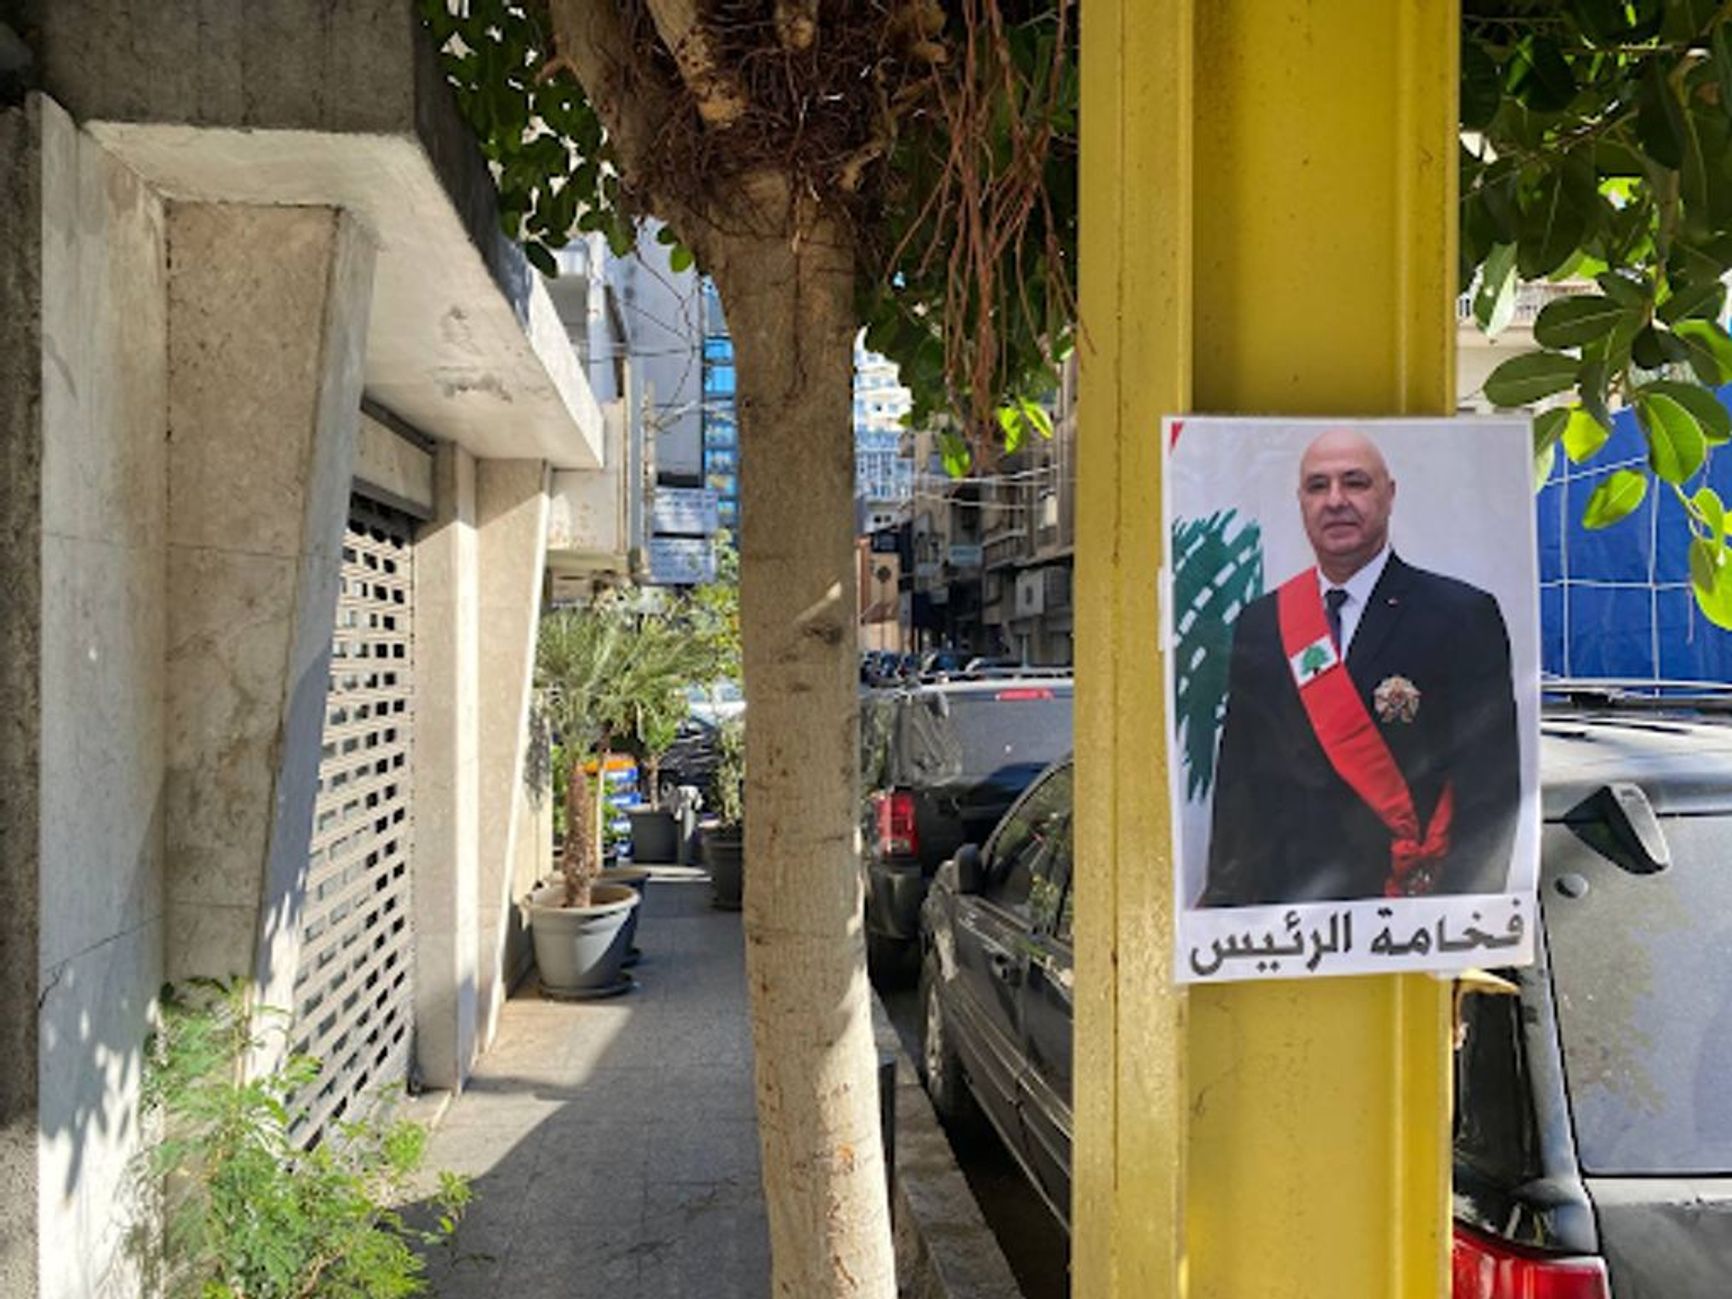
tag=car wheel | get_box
[867,932,917,986]
[918,955,975,1126]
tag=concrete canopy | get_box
[29,0,604,471]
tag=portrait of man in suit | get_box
[1200,426,1521,908]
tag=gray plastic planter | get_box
[526,882,640,998]
[703,824,744,910]
[628,808,680,863]
[598,865,652,965]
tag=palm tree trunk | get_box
[710,208,895,1297]
[562,756,598,908]
[593,743,612,882]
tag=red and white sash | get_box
[1275,570,1452,896]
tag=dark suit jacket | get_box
[1201,554,1520,907]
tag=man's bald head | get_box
[1297,428,1396,582]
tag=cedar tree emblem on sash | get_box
[1288,635,1338,687]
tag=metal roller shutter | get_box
[292,495,417,1148]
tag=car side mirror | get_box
[954,843,984,895]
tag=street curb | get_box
[872,992,1026,1299]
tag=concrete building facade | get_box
[906,360,1077,665]
[1,6,616,1295]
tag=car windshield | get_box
[1543,816,1732,1176]
[892,688,1073,785]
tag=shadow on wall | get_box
[34,794,163,1296]
[36,790,164,1191]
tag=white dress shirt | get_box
[1316,544,1391,657]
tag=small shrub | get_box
[133,979,469,1298]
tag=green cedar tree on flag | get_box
[1172,510,1264,801]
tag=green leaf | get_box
[1533,408,1567,487]
[1511,36,1577,113]
[1534,438,1557,490]
[1639,392,1708,482]
[1691,535,1720,594]
[1596,271,1651,310]
[1562,406,1611,462]
[1581,469,1650,529]
[1019,398,1055,440]
[1643,379,1732,443]
[605,219,635,258]
[1533,295,1628,349]
[1695,485,1727,536]
[524,241,558,277]
[939,432,971,478]
[1675,319,1732,383]
[1689,532,1732,628]
[1462,39,1502,131]
[1657,277,1728,324]
[1534,406,1569,456]
[1579,358,1614,430]
[668,242,695,274]
[1570,0,1626,42]
[1483,350,1580,407]
[996,404,1026,453]
[1517,169,1589,280]
[1715,23,1732,125]
[1473,243,1519,334]
[1631,323,1687,369]
[1637,60,1687,170]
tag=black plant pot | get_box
[629,808,680,863]
[703,824,745,910]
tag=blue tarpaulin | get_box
[1537,384,1732,681]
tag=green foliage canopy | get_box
[1466,0,1732,627]
[422,0,1075,466]
[425,0,1732,630]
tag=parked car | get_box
[919,695,1732,1296]
[860,676,1073,978]
[919,648,972,678]
[685,679,745,725]
[919,755,1075,1224]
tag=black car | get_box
[918,756,1075,1225]
[859,677,1073,978]
[919,700,1732,1295]
[1452,696,1732,1297]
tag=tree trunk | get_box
[593,744,612,879]
[710,209,895,1297]
[561,756,598,908]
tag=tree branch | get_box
[641,0,749,127]
[542,0,687,207]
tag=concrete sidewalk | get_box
[415,874,771,1298]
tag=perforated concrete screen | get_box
[293,496,417,1148]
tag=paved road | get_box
[880,982,1070,1299]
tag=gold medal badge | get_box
[1374,674,1421,724]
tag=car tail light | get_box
[874,790,918,858]
[994,687,1054,701]
[1452,1222,1609,1299]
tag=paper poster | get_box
[1165,418,1541,983]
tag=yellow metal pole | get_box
[1076,3,1458,1296]
[1074,0,1191,1293]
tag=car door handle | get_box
[989,950,1022,986]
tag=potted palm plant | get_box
[622,615,699,865]
[703,715,746,910]
[527,600,641,998]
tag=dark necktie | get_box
[1325,588,1349,651]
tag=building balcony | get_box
[984,526,1032,571]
